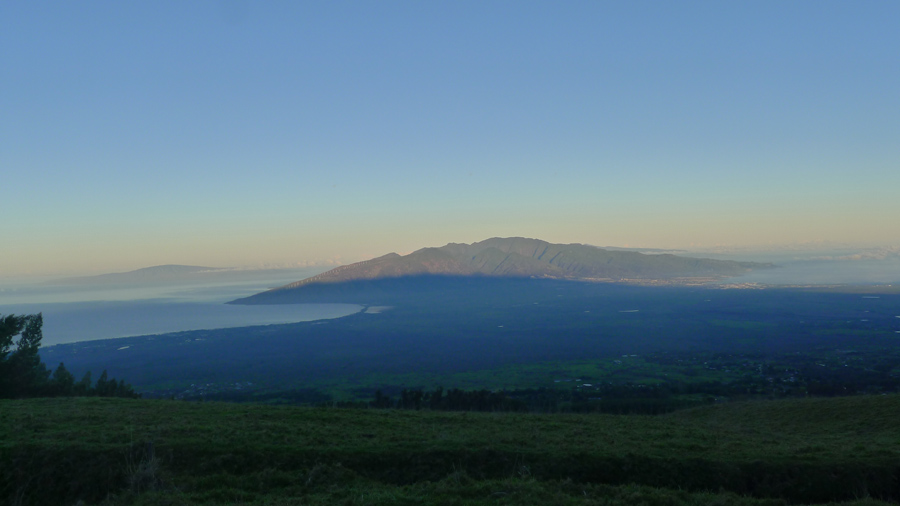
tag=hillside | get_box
[2,395,898,505]
[51,282,900,399]
[232,237,771,305]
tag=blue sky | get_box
[2,1,898,276]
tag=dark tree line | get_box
[372,387,527,412]
[370,369,900,415]
[371,386,700,414]
[1,313,139,399]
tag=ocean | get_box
[0,268,362,346]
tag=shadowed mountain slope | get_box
[231,238,771,305]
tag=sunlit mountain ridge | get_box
[279,237,769,285]
[231,237,772,305]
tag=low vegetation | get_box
[2,395,899,505]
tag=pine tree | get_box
[0,314,26,397]
[0,314,25,361]
[74,370,93,396]
[50,362,76,396]
[95,370,111,396]
[1,313,49,397]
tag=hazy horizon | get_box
[3,2,898,277]
[2,238,899,283]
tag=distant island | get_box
[47,264,333,289]
[48,265,227,285]
[231,237,773,304]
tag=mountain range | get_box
[232,237,772,304]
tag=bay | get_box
[0,268,361,345]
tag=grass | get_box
[2,394,900,505]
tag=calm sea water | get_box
[722,258,900,285]
[0,269,361,346]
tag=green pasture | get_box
[2,395,899,505]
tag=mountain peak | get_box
[237,238,772,303]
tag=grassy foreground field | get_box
[2,395,899,505]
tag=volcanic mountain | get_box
[230,237,772,304]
